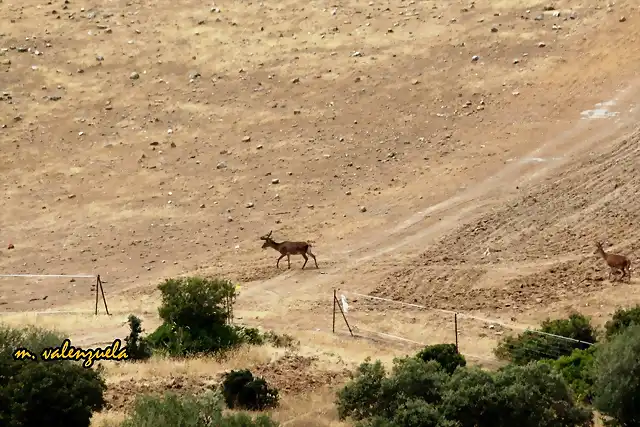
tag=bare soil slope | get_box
[1,0,640,424]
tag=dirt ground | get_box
[1,0,640,424]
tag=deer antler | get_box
[260,230,273,240]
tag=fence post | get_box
[334,291,354,337]
[333,289,337,333]
[454,312,459,353]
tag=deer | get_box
[594,241,631,282]
[259,231,319,270]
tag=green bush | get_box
[416,344,466,375]
[221,369,279,411]
[604,305,640,340]
[0,325,107,427]
[593,323,640,426]
[494,313,597,365]
[440,362,592,427]
[119,390,279,427]
[146,276,244,356]
[124,314,152,361]
[336,356,449,421]
[544,346,597,404]
[337,353,592,427]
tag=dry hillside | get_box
[1,0,640,424]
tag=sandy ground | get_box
[1,0,640,424]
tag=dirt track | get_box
[2,0,640,423]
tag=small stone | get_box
[246,202,254,208]
[471,55,480,61]
[256,144,263,149]
[619,16,626,22]
[538,42,546,47]
[242,135,251,142]
[216,161,227,169]
[411,79,419,85]
[345,191,352,195]
[67,194,76,199]
[227,216,233,222]
[129,71,140,79]
[271,178,279,184]
[96,55,104,61]
[1,59,11,65]
[199,203,206,208]
[291,77,300,83]
[359,206,367,212]
[490,27,498,32]
[7,243,14,250]
[513,58,520,64]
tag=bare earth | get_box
[1,0,640,424]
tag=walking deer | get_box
[259,231,319,270]
[594,241,631,282]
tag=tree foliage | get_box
[593,323,640,426]
[494,313,597,365]
[336,352,593,427]
[416,344,466,375]
[0,325,107,427]
[124,314,152,361]
[604,305,640,340]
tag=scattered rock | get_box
[246,202,254,208]
[360,206,367,212]
[619,16,626,22]
[471,55,480,62]
[242,136,251,142]
[129,71,140,80]
[491,27,498,32]
[7,243,14,250]
[537,42,546,47]
[271,178,279,184]
[216,161,227,169]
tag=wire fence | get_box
[332,289,593,364]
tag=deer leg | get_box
[301,253,308,269]
[287,254,291,269]
[276,254,286,269]
[307,248,319,268]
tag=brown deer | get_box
[594,241,631,282]
[259,231,319,270]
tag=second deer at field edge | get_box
[260,230,319,270]
[594,241,631,282]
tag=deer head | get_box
[260,231,273,249]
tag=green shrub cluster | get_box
[221,369,279,410]
[336,345,592,427]
[494,312,597,365]
[119,390,279,427]
[0,325,107,427]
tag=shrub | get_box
[221,369,279,411]
[147,276,244,356]
[0,325,107,427]
[440,362,592,427]
[336,358,388,421]
[544,346,597,404]
[494,312,597,364]
[120,390,279,427]
[593,323,640,426]
[338,354,592,427]
[336,357,448,421]
[604,305,640,340]
[124,314,152,361]
[416,344,466,375]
